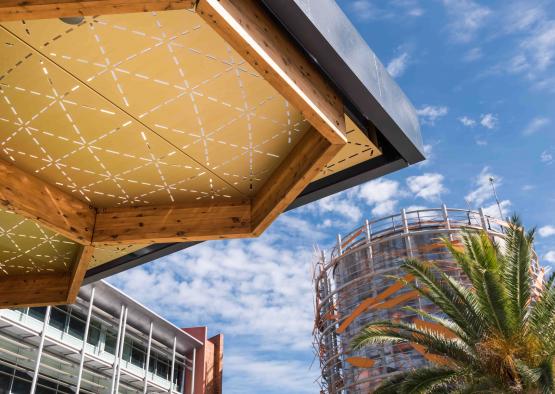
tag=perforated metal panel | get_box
[0,9,381,271]
[0,208,78,275]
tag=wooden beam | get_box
[251,128,343,235]
[0,159,96,244]
[0,0,195,21]
[67,245,94,302]
[0,273,70,308]
[92,199,251,244]
[0,245,91,308]
[196,0,347,145]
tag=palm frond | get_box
[475,269,512,338]
[537,357,555,394]
[351,320,477,366]
[503,218,533,332]
[396,367,461,394]
[401,259,484,338]
[402,305,470,342]
[529,284,555,351]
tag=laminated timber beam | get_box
[0,245,94,308]
[196,0,347,145]
[0,1,196,21]
[92,129,341,245]
[251,128,342,235]
[0,158,96,245]
[67,245,95,302]
[92,200,251,244]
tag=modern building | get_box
[0,0,424,308]
[0,280,223,393]
[312,206,543,393]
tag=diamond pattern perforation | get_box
[0,208,78,275]
[0,8,382,273]
[0,9,310,208]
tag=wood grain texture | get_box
[0,158,96,244]
[0,273,70,308]
[93,199,251,244]
[251,128,343,235]
[196,0,347,145]
[66,245,94,302]
[0,0,196,21]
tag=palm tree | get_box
[351,216,555,393]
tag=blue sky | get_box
[109,1,555,393]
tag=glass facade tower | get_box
[313,206,542,393]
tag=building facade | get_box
[0,281,222,393]
[313,206,542,393]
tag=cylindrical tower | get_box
[312,207,542,393]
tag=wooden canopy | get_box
[0,0,381,307]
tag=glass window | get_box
[87,321,101,347]
[49,307,67,332]
[131,342,146,368]
[0,372,11,394]
[57,384,74,393]
[148,355,156,373]
[68,311,85,340]
[28,307,47,321]
[35,386,56,394]
[36,377,57,389]
[104,330,118,354]
[11,377,31,394]
[122,339,132,362]
[156,356,169,379]
[175,364,184,390]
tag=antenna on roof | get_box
[489,176,503,218]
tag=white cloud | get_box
[501,5,555,90]
[311,190,362,226]
[534,75,555,93]
[476,138,488,146]
[541,150,553,164]
[225,354,315,394]
[539,225,555,238]
[465,167,500,206]
[520,20,555,74]
[416,105,448,125]
[544,251,555,264]
[442,0,491,43]
[482,199,511,219]
[109,214,319,353]
[417,144,434,167]
[359,178,402,217]
[405,205,428,212]
[406,173,447,202]
[459,116,476,127]
[503,2,545,33]
[350,0,382,20]
[349,0,424,20]
[523,117,550,135]
[480,113,498,129]
[387,52,410,78]
[463,47,483,62]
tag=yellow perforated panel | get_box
[89,244,145,269]
[0,9,382,272]
[0,208,78,275]
[315,116,380,180]
[0,9,309,208]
